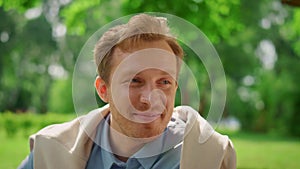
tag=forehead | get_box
[110,41,178,80]
[113,40,174,60]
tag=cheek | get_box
[109,85,131,113]
[128,88,140,103]
[164,89,176,103]
[166,91,176,114]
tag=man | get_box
[19,14,236,169]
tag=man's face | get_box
[104,40,178,138]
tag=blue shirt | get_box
[19,114,185,169]
[86,114,185,169]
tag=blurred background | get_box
[0,0,300,168]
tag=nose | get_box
[139,84,166,111]
[139,84,153,110]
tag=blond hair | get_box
[94,14,184,83]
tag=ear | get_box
[95,76,109,103]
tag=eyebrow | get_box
[113,63,177,78]
[133,69,177,77]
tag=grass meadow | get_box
[0,113,300,169]
[230,132,300,169]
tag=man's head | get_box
[94,14,184,138]
[94,14,184,83]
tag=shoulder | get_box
[32,105,109,137]
[173,105,230,145]
[34,116,82,137]
[29,115,83,151]
[174,106,236,168]
[29,105,110,151]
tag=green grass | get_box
[0,130,29,169]
[229,132,300,169]
[0,112,76,169]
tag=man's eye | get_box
[131,78,141,83]
[160,80,171,85]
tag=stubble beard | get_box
[109,103,170,139]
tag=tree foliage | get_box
[1,0,300,136]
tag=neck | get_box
[108,113,162,162]
[108,125,146,162]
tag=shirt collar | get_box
[93,114,115,168]
[133,132,165,169]
[95,113,185,169]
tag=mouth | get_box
[132,112,162,123]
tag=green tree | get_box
[1,0,300,136]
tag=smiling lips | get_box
[132,112,163,123]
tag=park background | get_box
[0,0,300,168]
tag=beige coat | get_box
[30,105,236,169]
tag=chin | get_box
[138,121,166,138]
